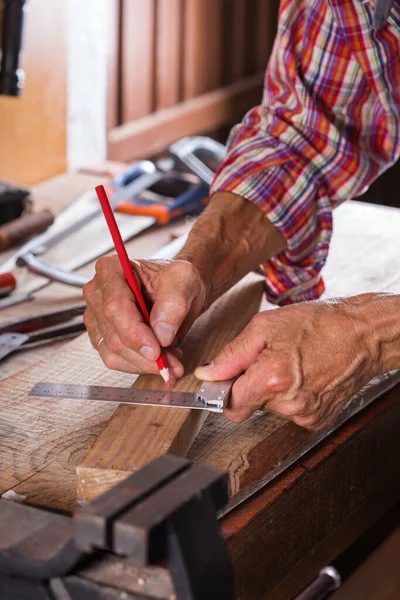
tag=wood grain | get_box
[155,0,183,110]
[0,194,399,516]
[182,0,224,99]
[77,275,265,501]
[121,0,156,122]
[223,389,400,600]
[106,0,122,132]
[256,0,279,72]
[0,0,67,185]
[108,73,265,160]
[230,0,247,83]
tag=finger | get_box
[195,317,267,382]
[97,340,155,374]
[150,263,200,347]
[98,318,184,377]
[223,348,297,423]
[96,308,184,377]
[83,307,102,350]
[95,257,161,361]
[223,359,272,423]
[97,338,184,378]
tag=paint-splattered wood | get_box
[77,275,265,500]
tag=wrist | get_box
[176,190,286,306]
[348,293,400,375]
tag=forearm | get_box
[176,191,286,306]
[357,293,400,374]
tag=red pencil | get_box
[95,184,171,388]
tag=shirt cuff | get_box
[211,148,333,306]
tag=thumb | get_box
[150,263,197,347]
[195,324,266,381]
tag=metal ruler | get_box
[28,378,236,413]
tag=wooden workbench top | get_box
[1,172,400,599]
[1,172,400,505]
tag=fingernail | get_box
[154,321,176,345]
[140,346,155,361]
[200,361,214,370]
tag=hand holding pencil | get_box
[94,184,172,387]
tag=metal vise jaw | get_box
[0,456,234,600]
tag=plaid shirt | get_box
[211,0,400,304]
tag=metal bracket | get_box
[196,378,236,412]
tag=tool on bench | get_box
[0,180,30,224]
[0,303,86,360]
[0,320,85,360]
[0,455,234,600]
[0,233,189,310]
[116,169,208,222]
[0,160,157,276]
[0,208,55,251]
[170,136,226,185]
[29,377,236,413]
[0,137,223,307]
[0,303,86,333]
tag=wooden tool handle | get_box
[0,208,54,250]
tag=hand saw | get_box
[0,234,189,309]
[0,164,159,276]
[0,138,224,309]
[28,378,236,413]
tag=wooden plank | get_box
[231,0,247,82]
[108,73,265,160]
[121,0,155,122]
[106,0,122,131]
[269,474,400,600]
[183,0,224,99]
[1,198,399,516]
[256,0,279,73]
[77,275,265,501]
[332,529,400,600]
[0,0,67,185]
[244,0,258,77]
[154,0,183,110]
[223,390,400,599]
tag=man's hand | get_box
[83,191,286,377]
[196,294,398,429]
[83,256,207,377]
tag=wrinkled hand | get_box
[196,298,379,429]
[83,256,208,377]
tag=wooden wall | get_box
[0,0,67,186]
[107,0,280,161]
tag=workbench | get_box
[0,171,399,599]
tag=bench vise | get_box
[0,455,234,600]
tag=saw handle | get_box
[0,208,54,250]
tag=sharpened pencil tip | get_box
[159,367,171,388]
